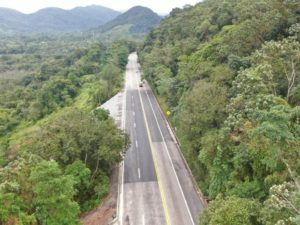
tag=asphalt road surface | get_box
[119,53,205,225]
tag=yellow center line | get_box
[134,66,171,225]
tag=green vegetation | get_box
[0,6,120,33]
[139,0,300,224]
[99,6,161,33]
[0,34,135,224]
[94,6,162,42]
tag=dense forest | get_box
[139,0,300,224]
[0,5,120,32]
[98,6,161,34]
[92,6,162,42]
[2,0,300,224]
[0,33,135,224]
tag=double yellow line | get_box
[134,70,171,225]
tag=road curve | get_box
[119,53,205,225]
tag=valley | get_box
[1,1,300,225]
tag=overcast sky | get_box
[0,0,200,15]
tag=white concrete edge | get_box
[116,65,128,225]
[118,70,127,225]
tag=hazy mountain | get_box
[0,5,121,32]
[99,6,162,34]
[0,8,27,32]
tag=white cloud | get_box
[0,0,200,14]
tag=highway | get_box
[118,53,205,225]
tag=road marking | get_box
[119,55,132,225]
[145,89,196,225]
[134,122,136,128]
[133,111,135,116]
[138,168,141,179]
[135,140,138,148]
[142,214,145,225]
[119,161,125,225]
[134,64,171,225]
[119,71,128,225]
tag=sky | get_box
[0,0,200,15]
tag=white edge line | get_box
[144,85,196,225]
[119,57,129,225]
[138,167,141,179]
[133,54,171,225]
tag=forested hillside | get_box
[93,6,162,42]
[99,6,161,34]
[0,35,135,224]
[0,5,120,33]
[140,0,300,224]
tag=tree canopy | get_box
[139,0,300,224]
[0,36,135,224]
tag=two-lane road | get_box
[119,53,205,225]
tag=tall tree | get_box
[30,160,80,225]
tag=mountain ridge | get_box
[0,5,121,32]
[91,6,162,41]
[99,6,162,33]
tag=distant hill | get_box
[95,6,162,40]
[0,8,27,32]
[0,5,121,32]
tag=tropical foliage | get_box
[139,0,300,224]
[0,35,135,224]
